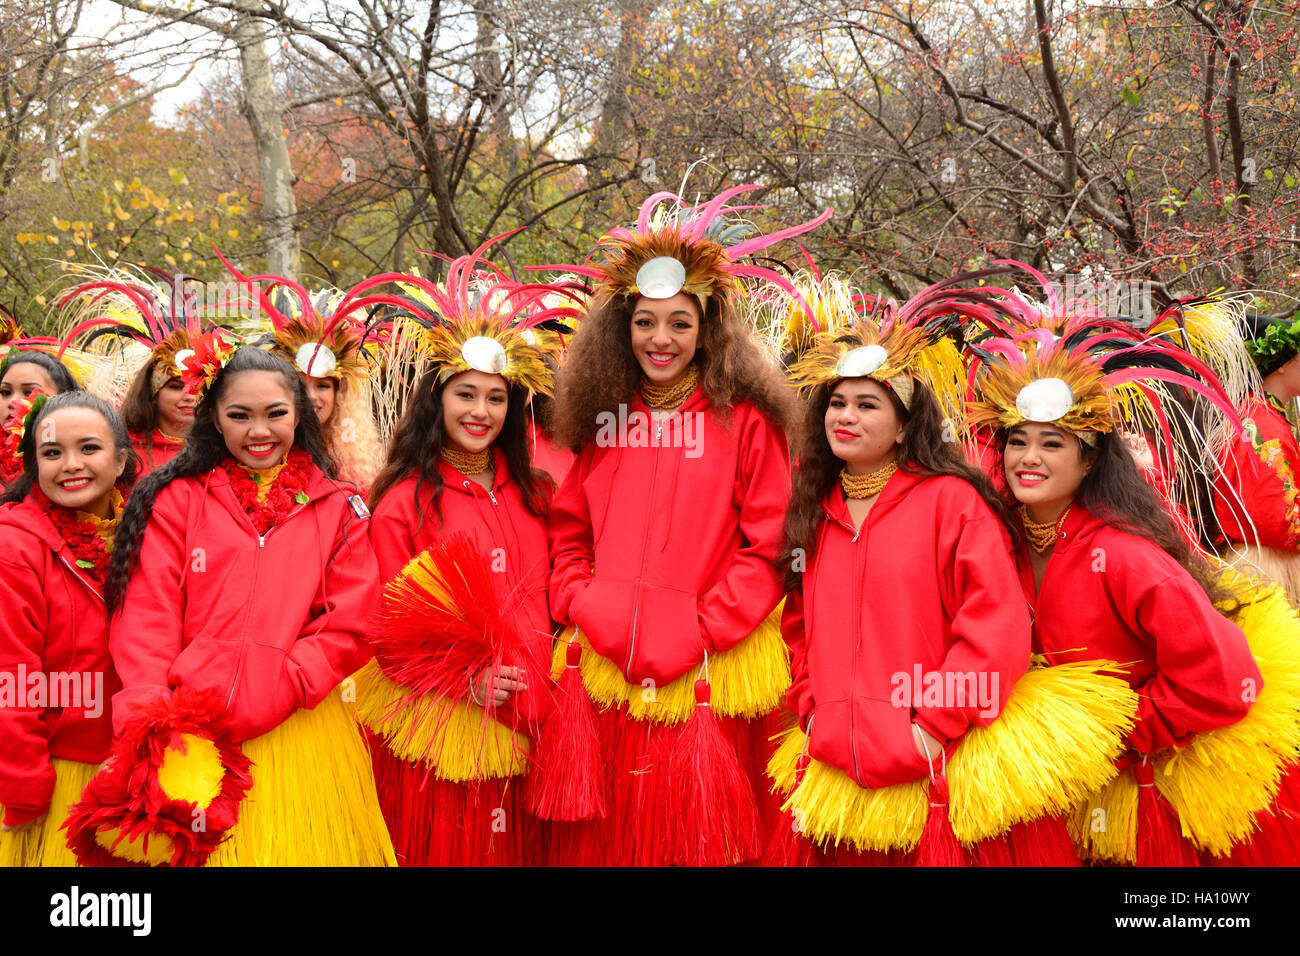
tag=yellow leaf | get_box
[114,206,130,220]
[168,167,189,186]
[210,217,219,230]
[227,228,239,239]
[52,216,70,231]
[34,295,46,306]
[113,179,124,193]
[164,254,177,267]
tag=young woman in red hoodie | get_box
[355,251,571,866]
[967,321,1300,866]
[0,391,134,866]
[534,187,830,866]
[89,343,395,866]
[768,274,1137,867]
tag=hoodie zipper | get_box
[225,498,310,710]
[58,554,104,604]
[849,513,867,788]
[626,419,661,676]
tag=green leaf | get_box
[1265,168,1275,180]
[294,492,309,505]
[75,559,95,569]
[1286,175,1296,188]
[1121,87,1140,108]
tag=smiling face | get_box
[0,361,57,426]
[36,407,127,518]
[825,377,905,472]
[1004,422,1091,521]
[441,370,508,454]
[155,377,195,436]
[213,370,298,468]
[630,292,701,386]
[300,373,338,426]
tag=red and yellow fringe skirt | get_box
[354,659,540,866]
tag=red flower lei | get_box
[33,485,121,588]
[219,447,314,535]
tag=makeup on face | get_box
[214,370,299,469]
[630,292,701,386]
[441,370,508,453]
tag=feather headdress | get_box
[541,185,832,310]
[347,234,579,397]
[56,265,220,394]
[782,270,1042,424]
[213,251,378,382]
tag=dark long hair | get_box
[105,347,335,613]
[0,391,139,504]
[367,367,553,528]
[779,377,1018,589]
[120,360,164,435]
[551,291,796,450]
[0,350,78,393]
[1018,429,1233,606]
[120,359,183,468]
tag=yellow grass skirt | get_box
[0,757,96,867]
[206,690,396,867]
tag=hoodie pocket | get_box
[807,695,932,790]
[623,582,704,687]
[570,578,634,669]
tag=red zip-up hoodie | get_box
[1017,504,1260,753]
[783,470,1030,790]
[130,431,184,477]
[110,459,377,743]
[0,497,121,826]
[1214,395,1300,550]
[548,389,790,686]
[369,450,554,729]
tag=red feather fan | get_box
[372,533,526,703]
[63,688,251,867]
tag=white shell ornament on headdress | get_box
[1016,377,1074,423]
[173,348,195,375]
[836,344,889,378]
[295,342,338,378]
[635,256,687,299]
[461,336,508,374]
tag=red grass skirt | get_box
[364,727,540,866]
[764,803,1080,867]
[1209,762,1300,867]
[543,704,781,866]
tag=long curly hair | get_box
[104,347,336,613]
[322,376,381,494]
[551,291,796,450]
[367,368,553,531]
[1,391,139,504]
[779,377,1017,589]
[1001,427,1233,606]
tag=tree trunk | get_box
[233,9,300,279]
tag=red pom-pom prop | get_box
[667,670,763,866]
[64,689,252,867]
[523,636,607,821]
[1135,757,1200,867]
